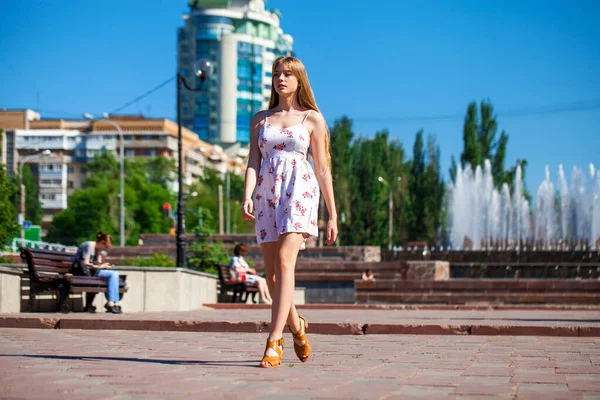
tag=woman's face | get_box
[97,240,111,251]
[239,247,247,257]
[273,63,299,96]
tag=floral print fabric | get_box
[254,114,319,245]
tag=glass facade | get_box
[178,2,293,146]
[193,39,219,141]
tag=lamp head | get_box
[194,59,214,82]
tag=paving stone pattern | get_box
[1,328,600,399]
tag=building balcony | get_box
[40,199,67,210]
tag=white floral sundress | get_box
[254,110,319,247]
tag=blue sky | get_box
[1,0,599,195]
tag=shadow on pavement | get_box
[0,354,259,368]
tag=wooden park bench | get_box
[215,263,259,303]
[20,247,128,313]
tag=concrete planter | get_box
[0,264,217,313]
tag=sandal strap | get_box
[261,355,281,367]
[266,337,284,357]
[291,315,308,339]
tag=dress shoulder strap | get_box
[265,110,268,122]
[301,110,312,124]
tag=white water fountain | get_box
[448,161,600,250]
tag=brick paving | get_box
[1,328,600,399]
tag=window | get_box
[68,165,74,173]
[68,181,74,189]
[125,150,135,157]
[196,128,208,141]
[193,15,232,26]
[81,167,87,174]
[145,135,154,141]
[196,27,220,40]
[145,150,156,156]
[236,128,250,144]
[125,135,133,141]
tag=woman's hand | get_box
[325,218,338,246]
[100,263,112,269]
[242,198,255,220]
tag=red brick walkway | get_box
[1,328,599,399]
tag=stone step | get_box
[356,292,600,304]
[355,279,600,292]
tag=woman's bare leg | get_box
[260,278,273,302]
[258,278,272,304]
[261,242,278,294]
[261,241,302,337]
[260,234,304,367]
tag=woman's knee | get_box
[108,270,119,281]
[277,255,296,273]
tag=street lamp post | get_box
[176,59,214,268]
[19,149,51,246]
[378,176,401,251]
[84,113,125,247]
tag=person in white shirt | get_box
[229,243,272,304]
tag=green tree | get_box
[46,153,177,245]
[330,116,354,244]
[424,135,445,243]
[184,168,254,235]
[187,226,230,275]
[342,130,408,247]
[406,130,427,241]
[9,165,43,225]
[405,131,445,244]
[461,102,482,169]
[449,155,458,183]
[456,100,528,195]
[0,164,19,247]
[492,131,509,185]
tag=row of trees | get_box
[0,100,528,250]
[331,101,528,247]
[43,153,253,246]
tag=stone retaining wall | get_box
[0,264,218,313]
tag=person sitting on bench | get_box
[229,244,272,304]
[73,231,122,314]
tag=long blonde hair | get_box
[268,56,331,167]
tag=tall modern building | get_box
[177,0,293,153]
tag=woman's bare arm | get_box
[242,112,265,220]
[309,112,338,245]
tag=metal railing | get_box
[11,238,77,254]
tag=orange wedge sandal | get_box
[260,337,284,368]
[290,315,311,362]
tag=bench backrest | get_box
[20,247,76,283]
[215,263,234,285]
